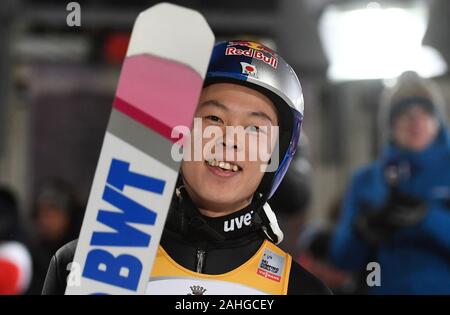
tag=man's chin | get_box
[195,194,245,213]
[406,140,431,151]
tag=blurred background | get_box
[0,0,449,294]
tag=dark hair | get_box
[389,96,437,126]
[0,186,21,241]
[32,178,83,241]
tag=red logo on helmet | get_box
[225,41,278,69]
[228,41,276,57]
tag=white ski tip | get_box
[126,2,215,78]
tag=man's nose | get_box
[219,126,244,152]
[220,133,239,150]
[408,113,423,124]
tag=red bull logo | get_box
[228,41,275,56]
[226,41,278,69]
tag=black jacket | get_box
[42,187,331,295]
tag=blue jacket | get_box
[330,127,450,294]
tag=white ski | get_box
[65,2,214,295]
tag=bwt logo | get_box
[79,158,166,292]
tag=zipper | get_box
[196,249,206,273]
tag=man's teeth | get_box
[207,159,240,172]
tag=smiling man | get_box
[42,40,330,295]
[181,82,279,218]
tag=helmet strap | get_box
[250,193,284,245]
[261,202,284,245]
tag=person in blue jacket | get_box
[330,71,450,294]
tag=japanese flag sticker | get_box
[241,62,258,77]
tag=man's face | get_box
[36,203,70,242]
[392,105,439,151]
[181,83,279,216]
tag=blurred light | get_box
[14,36,90,63]
[382,77,398,88]
[319,1,447,81]
[367,2,381,10]
[103,33,131,64]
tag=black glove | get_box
[353,191,427,245]
[382,190,427,227]
[353,204,397,245]
[444,198,450,211]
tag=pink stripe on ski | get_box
[113,97,176,143]
[115,54,203,141]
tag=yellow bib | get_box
[146,240,291,295]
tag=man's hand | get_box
[383,191,427,227]
[353,191,427,245]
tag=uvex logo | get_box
[224,211,253,232]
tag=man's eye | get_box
[205,115,223,123]
[246,125,260,133]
